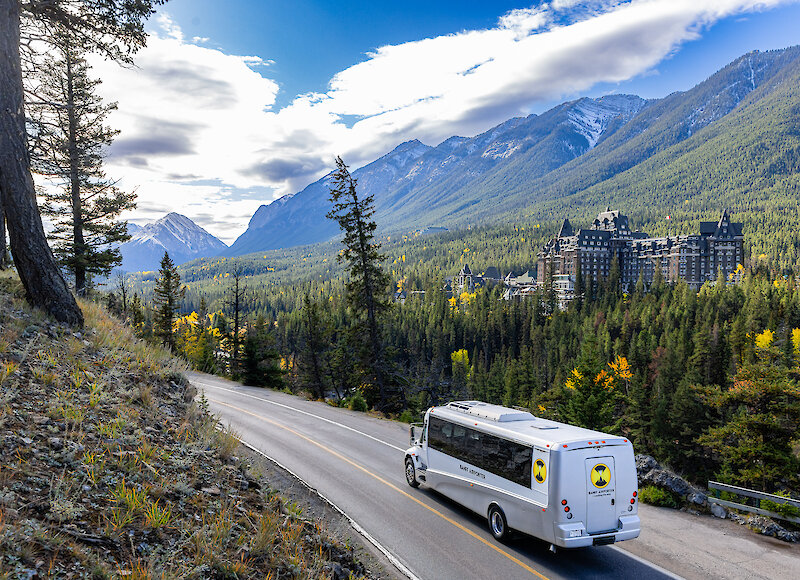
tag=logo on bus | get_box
[533,459,546,483]
[591,463,610,489]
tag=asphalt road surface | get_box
[189,372,799,580]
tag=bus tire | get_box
[405,457,420,488]
[488,505,509,541]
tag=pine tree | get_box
[153,252,185,351]
[30,32,134,295]
[298,293,330,399]
[226,269,247,378]
[242,316,284,389]
[1,0,165,325]
[326,157,393,411]
[699,353,800,491]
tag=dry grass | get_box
[0,279,368,579]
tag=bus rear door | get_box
[585,456,617,534]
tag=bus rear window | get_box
[429,416,532,487]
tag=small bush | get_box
[398,410,415,424]
[348,393,368,412]
[761,491,800,519]
[638,485,679,508]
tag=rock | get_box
[644,469,691,496]
[324,563,348,580]
[21,325,40,339]
[710,503,727,519]
[688,491,707,505]
[777,529,800,543]
[49,437,63,450]
[635,454,658,475]
[200,486,221,496]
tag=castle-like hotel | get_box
[537,208,743,294]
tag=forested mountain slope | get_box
[226,46,800,264]
[521,47,800,269]
[226,95,647,255]
[447,47,800,223]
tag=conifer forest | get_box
[117,218,800,498]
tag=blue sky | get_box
[93,0,800,242]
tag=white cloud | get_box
[92,0,794,241]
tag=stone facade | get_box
[537,208,744,292]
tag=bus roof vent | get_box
[448,401,479,412]
[447,402,535,422]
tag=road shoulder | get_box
[617,504,800,580]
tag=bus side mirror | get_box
[409,423,423,446]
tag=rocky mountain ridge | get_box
[120,212,227,272]
[224,46,800,258]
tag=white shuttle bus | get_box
[404,401,640,549]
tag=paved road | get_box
[189,372,798,580]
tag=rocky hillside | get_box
[0,273,368,578]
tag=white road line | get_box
[609,547,685,580]
[233,432,422,580]
[193,378,406,453]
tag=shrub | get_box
[348,393,368,412]
[638,485,679,508]
[398,410,415,424]
[761,491,800,520]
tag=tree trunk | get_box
[0,0,83,325]
[66,46,87,296]
[0,205,7,269]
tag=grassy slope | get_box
[0,273,366,579]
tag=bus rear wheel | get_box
[488,505,509,541]
[405,457,420,488]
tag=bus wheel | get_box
[405,457,420,488]
[488,505,509,541]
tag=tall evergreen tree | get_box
[326,156,393,410]
[0,0,165,325]
[153,252,185,351]
[226,269,247,378]
[30,32,134,295]
[242,315,284,389]
[298,293,330,399]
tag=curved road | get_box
[189,372,798,580]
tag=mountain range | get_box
[222,45,800,262]
[119,212,227,272]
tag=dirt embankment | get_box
[0,276,378,579]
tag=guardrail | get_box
[708,481,800,524]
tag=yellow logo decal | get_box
[533,459,547,484]
[591,463,610,488]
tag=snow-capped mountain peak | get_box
[120,213,227,272]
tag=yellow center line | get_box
[209,398,550,580]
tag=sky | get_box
[90,0,800,244]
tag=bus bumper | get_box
[553,515,640,548]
